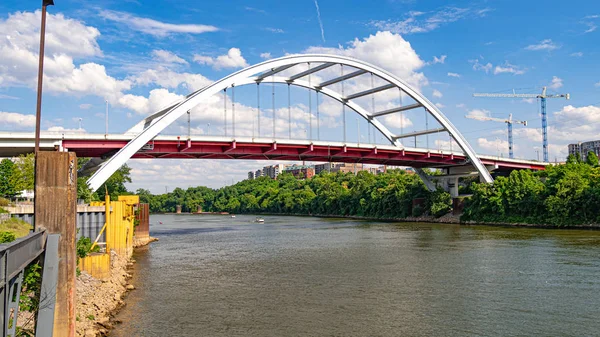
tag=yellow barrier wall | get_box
[78,253,110,279]
[82,195,140,279]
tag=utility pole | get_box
[105,100,109,137]
[34,0,54,153]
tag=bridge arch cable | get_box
[89,54,493,191]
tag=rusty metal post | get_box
[34,0,54,153]
[34,151,77,337]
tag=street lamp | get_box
[34,0,55,153]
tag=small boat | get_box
[159,221,163,224]
[255,217,265,223]
[231,215,236,218]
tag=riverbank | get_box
[76,236,157,337]
[172,211,600,230]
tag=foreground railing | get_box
[0,231,59,337]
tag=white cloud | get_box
[525,39,559,51]
[0,94,19,100]
[477,137,512,155]
[0,111,36,128]
[193,48,249,70]
[466,109,490,118]
[549,76,563,89]
[595,81,600,87]
[432,89,443,98]
[584,22,597,33]
[493,62,525,75]
[447,72,460,78]
[260,52,272,60]
[435,103,445,108]
[432,55,446,64]
[456,103,466,108]
[79,104,92,110]
[118,88,185,115]
[265,28,284,33]
[99,10,218,37]
[47,126,85,132]
[522,98,536,104]
[151,50,188,64]
[470,59,492,73]
[132,67,212,92]
[305,31,427,89]
[370,6,491,34]
[570,52,583,57]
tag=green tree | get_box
[0,159,17,197]
[11,153,35,193]
[94,164,132,200]
[586,151,599,167]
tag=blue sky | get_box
[0,0,599,192]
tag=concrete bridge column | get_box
[447,177,459,198]
[176,205,182,214]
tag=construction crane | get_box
[473,86,570,162]
[466,113,527,159]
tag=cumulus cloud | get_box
[466,109,490,118]
[118,88,185,115]
[432,89,443,98]
[260,52,272,60]
[525,39,559,51]
[477,137,511,154]
[132,67,212,92]
[0,111,36,129]
[549,76,563,89]
[493,62,525,75]
[447,72,460,78]
[193,48,249,70]
[151,50,188,64]
[432,55,447,64]
[305,31,427,89]
[99,9,218,37]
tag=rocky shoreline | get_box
[76,236,157,337]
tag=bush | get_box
[0,197,9,207]
[428,189,452,218]
[0,207,7,214]
[412,204,424,217]
[76,236,100,260]
[0,231,16,243]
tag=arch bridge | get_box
[0,54,545,196]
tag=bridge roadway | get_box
[0,131,545,171]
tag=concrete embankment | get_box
[76,236,157,337]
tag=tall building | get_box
[263,164,286,179]
[284,165,315,179]
[255,169,262,178]
[248,171,255,180]
[315,162,336,174]
[568,140,600,161]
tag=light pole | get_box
[34,0,55,153]
[105,100,109,137]
[78,118,82,130]
[207,123,211,136]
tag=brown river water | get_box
[110,214,600,336]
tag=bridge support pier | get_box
[446,177,459,198]
[34,152,78,337]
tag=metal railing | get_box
[0,231,59,337]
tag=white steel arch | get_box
[88,54,493,191]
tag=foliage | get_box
[0,159,17,197]
[77,177,95,204]
[94,164,132,201]
[462,161,600,226]
[0,207,7,214]
[11,154,35,193]
[140,170,442,219]
[0,197,9,207]
[76,236,100,260]
[586,151,599,167]
[427,189,452,217]
[0,231,16,243]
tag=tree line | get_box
[137,169,453,219]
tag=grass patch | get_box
[0,218,32,238]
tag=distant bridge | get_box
[0,54,546,196]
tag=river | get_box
[110,214,600,336]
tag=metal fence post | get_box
[35,234,59,337]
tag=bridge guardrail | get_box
[0,231,59,337]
